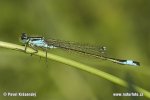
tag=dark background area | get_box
[0,0,150,100]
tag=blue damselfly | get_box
[20,33,140,66]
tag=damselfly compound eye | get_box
[21,33,27,40]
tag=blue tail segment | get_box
[115,59,140,66]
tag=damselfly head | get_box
[21,33,28,40]
[20,33,28,44]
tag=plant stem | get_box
[0,41,150,99]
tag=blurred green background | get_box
[0,0,150,100]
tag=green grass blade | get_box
[0,41,150,99]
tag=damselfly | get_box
[20,33,140,66]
